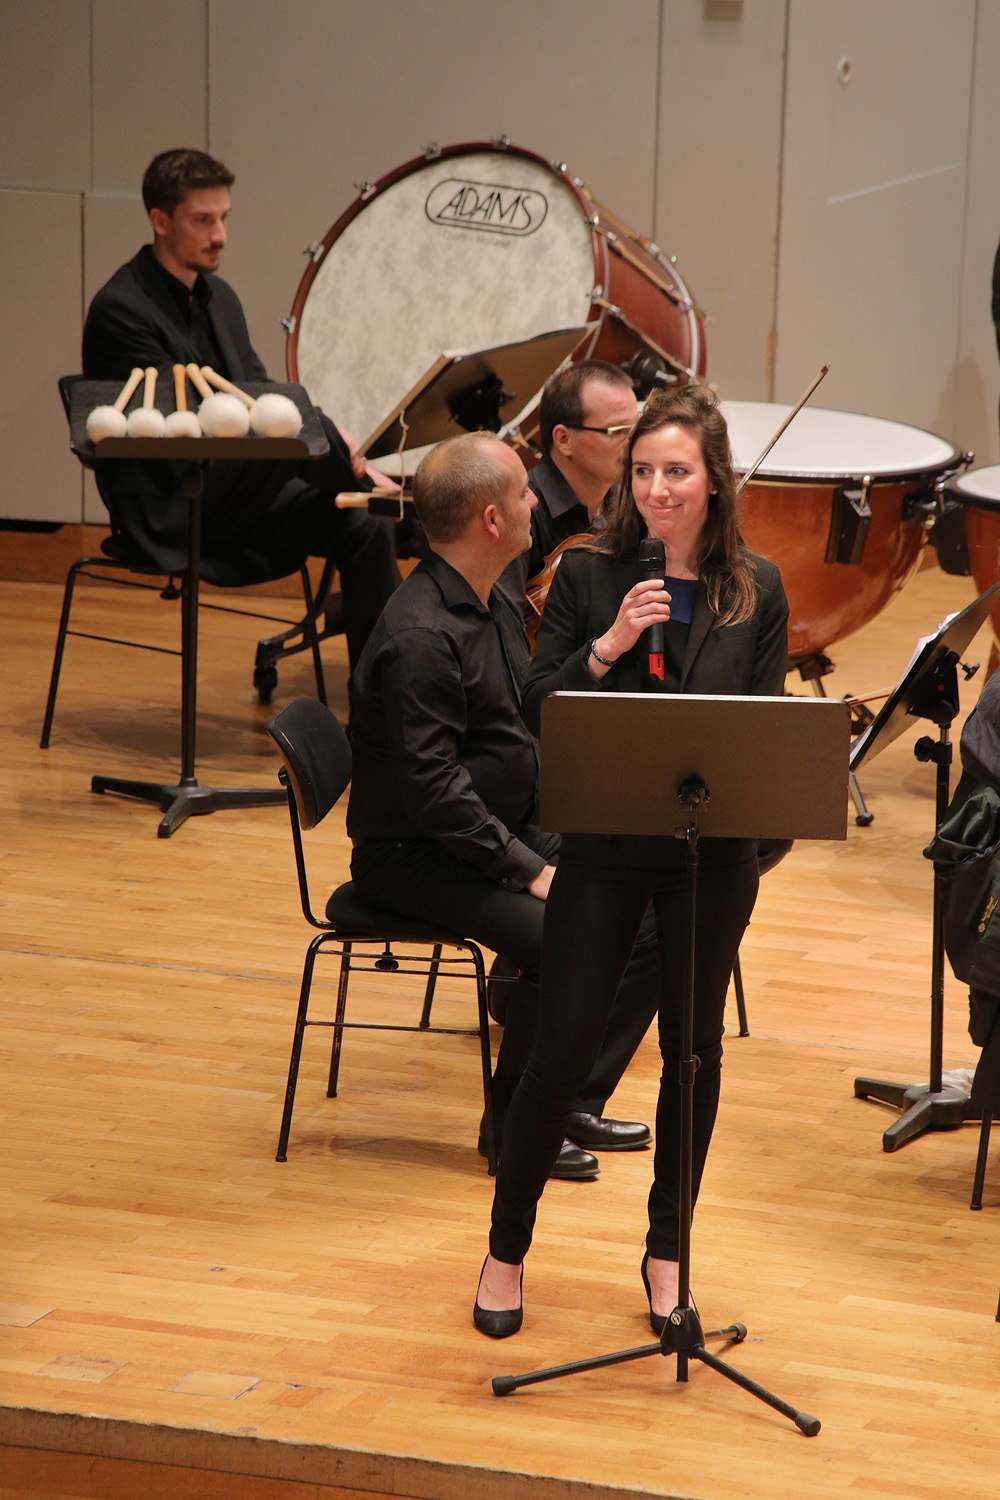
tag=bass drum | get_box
[723,402,963,664]
[286,141,706,460]
[944,464,1000,651]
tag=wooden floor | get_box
[2,559,1000,1500]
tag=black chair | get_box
[41,375,339,748]
[729,838,795,1037]
[266,696,498,1172]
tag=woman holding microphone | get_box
[474,384,789,1337]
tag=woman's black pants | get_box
[489,838,759,1265]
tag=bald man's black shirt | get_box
[347,549,546,890]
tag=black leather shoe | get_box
[566,1111,651,1151]
[474,1257,523,1338]
[478,1132,599,1182]
[550,1139,600,1181]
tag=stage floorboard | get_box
[2,561,999,1500]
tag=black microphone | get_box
[637,538,666,684]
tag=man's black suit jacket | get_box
[81,246,355,579]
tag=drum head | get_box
[948,463,1000,509]
[290,147,598,448]
[723,402,959,482]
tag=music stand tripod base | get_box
[91,773,286,839]
[492,1308,821,1436]
[852,1077,969,1152]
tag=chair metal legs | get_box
[40,557,179,748]
[971,1111,993,1210]
[42,556,328,751]
[274,935,497,1174]
[731,953,749,1037]
[253,561,337,705]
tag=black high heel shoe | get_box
[640,1250,667,1335]
[640,1251,697,1336]
[474,1256,523,1338]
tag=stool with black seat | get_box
[266,696,498,1173]
[40,375,339,750]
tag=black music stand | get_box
[69,381,329,838]
[358,326,589,462]
[851,583,1000,1149]
[492,692,849,1435]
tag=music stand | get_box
[850,583,1000,1149]
[358,325,589,462]
[493,692,849,1435]
[69,380,329,837]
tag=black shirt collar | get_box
[140,243,213,319]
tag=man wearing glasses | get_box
[502,359,638,602]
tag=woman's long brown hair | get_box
[585,383,759,626]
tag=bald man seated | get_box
[346,432,659,1178]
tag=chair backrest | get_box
[59,374,81,422]
[267,697,352,830]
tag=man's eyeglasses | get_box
[566,423,632,439]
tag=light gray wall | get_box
[3,0,999,526]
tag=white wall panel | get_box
[775,0,976,437]
[0,191,84,522]
[0,1,90,189]
[92,0,208,194]
[953,0,1000,469]
[656,0,787,399]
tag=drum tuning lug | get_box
[669,254,678,264]
[422,141,441,160]
[648,240,660,256]
[607,230,618,244]
[354,182,376,201]
[574,176,585,189]
[492,133,510,150]
[551,160,568,175]
[279,314,296,334]
[304,241,324,261]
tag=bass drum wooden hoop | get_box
[286,141,706,462]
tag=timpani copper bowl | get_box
[723,401,964,665]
